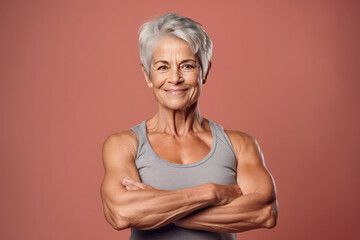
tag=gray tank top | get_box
[129,119,238,240]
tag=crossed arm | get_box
[100,130,278,233]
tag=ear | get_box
[202,61,212,84]
[141,64,153,88]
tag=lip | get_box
[164,89,188,95]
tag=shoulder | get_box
[224,129,263,164]
[103,130,137,149]
[102,130,138,167]
[224,129,257,152]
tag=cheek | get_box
[150,75,166,88]
[185,71,201,84]
[191,75,202,88]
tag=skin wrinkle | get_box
[144,37,204,128]
[153,59,197,66]
[139,14,212,80]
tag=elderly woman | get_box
[100,13,278,240]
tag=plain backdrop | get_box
[1,0,359,239]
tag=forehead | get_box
[152,36,195,62]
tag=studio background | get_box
[1,0,359,239]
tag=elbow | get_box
[113,209,150,231]
[101,193,131,230]
[104,207,131,231]
[263,200,278,229]
[264,211,277,229]
[110,207,154,231]
[103,208,130,231]
[114,216,130,231]
[113,205,138,230]
[113,206,140,230]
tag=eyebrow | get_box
[153,59,197,65]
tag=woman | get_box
[100,13,278,240]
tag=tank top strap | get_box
[129,120,148,159]
[209,120,237,158]
[130,119,237,161]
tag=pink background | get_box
[1,0,359,239]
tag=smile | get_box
[164,89,188,95]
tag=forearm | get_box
[104,183,217,230]
[174,193,278,233]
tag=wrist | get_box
[211,183,242,206]
[205,183,222,205]
[201,183,219,205]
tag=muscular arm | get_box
[100,131,237,231]
[171,131,278,233]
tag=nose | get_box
[168,66,183,84]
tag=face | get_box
[142,36,206,110]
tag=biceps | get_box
[237,164,276,202]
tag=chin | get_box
[158,99,183,109]
[164,104,188,110]
[163,100,197,111]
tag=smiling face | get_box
[142,36,206,110]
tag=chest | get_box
[147,132,213,164]
[136,136,238,190]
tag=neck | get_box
[147,101,205,136]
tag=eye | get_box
[157,65,169,71]
[181,64,195,70]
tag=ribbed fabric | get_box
[129,119,238,240]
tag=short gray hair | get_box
[138,13,213,79]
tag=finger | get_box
[125,186,139,191]
[122,181,141,190]
[122,180,143,189]
[123,179,144,188]
[125,183,151,191]
[122,179,137,187]
[143,184,153,189]
[124,183,142,190]
[123,179,150,190]
[121,180,132,187]
[137,183,153,189]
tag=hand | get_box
[121,178,154,191]
[214,184,242,206]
